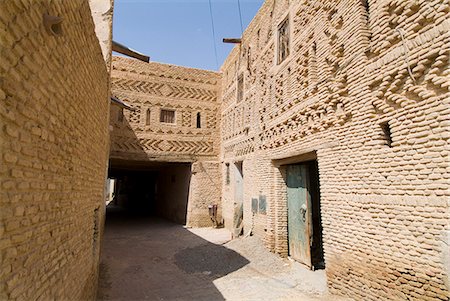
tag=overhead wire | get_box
[208,0,219,70]
[237,0,244,36]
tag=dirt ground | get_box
[97,208,352,301]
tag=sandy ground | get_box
[97,208,352,301]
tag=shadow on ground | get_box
[97,206,249,301]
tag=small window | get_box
[145,108,151,125]
[277,16,290,64]
[380,121,393,147]
[118,109,124,122]
[196,112,201,128]
[225,163,230,185]
[237,74,244,103]
[160,109,175,124]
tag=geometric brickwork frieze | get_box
[112,78,217,102]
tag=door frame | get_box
[232,161,244,237]
[272,151,322,269]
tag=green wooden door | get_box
[286,164,312,267]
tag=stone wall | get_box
[0,1,111,300]
[110,57,222,227]
[219,0,449,300]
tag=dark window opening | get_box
[380,121,393,147]
[237,74,244,103]
[257,28,261,48]
[196,112,201,128]
[160,109,175,124]
[363,0,372,41]
[278,16,290,64]
[363,0,370,18]
[146,108,151,125]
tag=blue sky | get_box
[113,0,264,70]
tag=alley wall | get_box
[0,0,112,299]
[220,0,450,300]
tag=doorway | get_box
[233,161,244,237]
[286,160,324,270]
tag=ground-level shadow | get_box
[97,205,249,301]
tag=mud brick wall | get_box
[219,0,449,300]
[110,57,221,162]
[0,1,111,300]
[187,161,222,228]
[110,57,223,227]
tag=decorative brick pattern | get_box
[220,0,450,300]
[110,57,221,163]
[110,57,222,228]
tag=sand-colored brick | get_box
[0,0,112,299]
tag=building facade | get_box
[109,57,222,227]
[220,0,449,300]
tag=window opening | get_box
[160,109,175,124]
[380,121,393,147]
[278,16,290,64]
[225,163,230,185]
[196,112,201,128]
[146,108,151,125]
[237,74,244,103]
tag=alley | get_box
[97,207,351,301]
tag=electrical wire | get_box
[237,0,244,36]
[395,27,416,83]
[208,0,219,70]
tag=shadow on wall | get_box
[110,105,150,162]
[97,206,249,301]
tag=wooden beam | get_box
[223,38,242,44]
[112,41,150,63]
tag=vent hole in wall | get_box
[51,23,62,35]
[380,121,393,147]
[43,14,63,36]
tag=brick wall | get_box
[187,161,222,227]
[0,1,111,299]
[110,57,221,162]
[220,0,449,300]
[110,57,223,227]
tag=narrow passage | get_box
[97,206,351,301]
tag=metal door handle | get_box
[300,204,307,222]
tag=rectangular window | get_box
[237,74,244,103]
[278,16,290,64]
[160,109,175,124]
